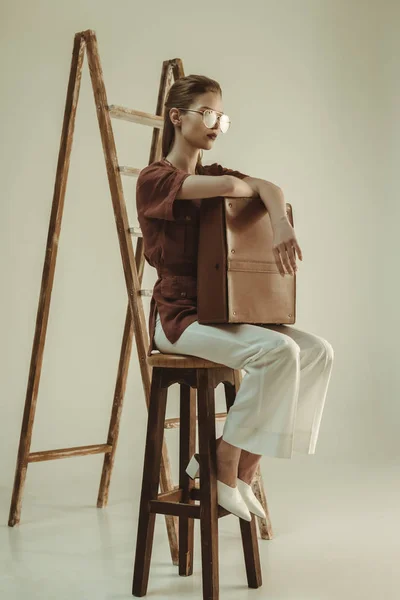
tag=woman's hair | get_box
[162,74,222,173]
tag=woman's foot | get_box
[216,437,262,487]
[216,480,251,521]
[214,437,251,520]
[237,448,262,485]
[185,440,253,520]
[215,437,241,488]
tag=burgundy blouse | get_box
[136,158,250,356]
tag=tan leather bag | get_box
[197,196,296,325]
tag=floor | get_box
[1,458,399,600]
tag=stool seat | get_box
[147,351,226,369]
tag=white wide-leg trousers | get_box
[154,313,334,458]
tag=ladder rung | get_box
[164,412,228,429]
[108,105,163,128]
[118,166,141,177]
[157,486,182,502]
[139,289,152,297]
[128,227,142,236]
[28,444,112,463]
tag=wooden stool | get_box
[132,352,262,599]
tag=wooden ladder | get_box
[8,28,273,563]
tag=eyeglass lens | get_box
[203,110,230,133]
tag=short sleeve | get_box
[202,162,250,180]
[136,163,191,221]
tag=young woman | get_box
[136,75,334,522]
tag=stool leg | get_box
[178,383,197,576]
[239,517,263,588]
[132,368,168,597]
[197,369,219,600]
[223,375,262,588]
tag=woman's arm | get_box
[228,176,303,276]
[176,174,233,200]
[227,176,288,226]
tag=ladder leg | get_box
[96,302,181,565]
[97,303,133,508]
[84,31,180,565]
[8,463,28,527]
[253,467,274,539]
[8,32,86,527]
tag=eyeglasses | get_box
[178,108,231,133]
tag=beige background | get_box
[1,0,398,511]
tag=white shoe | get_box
[236,477,267,519]
[185,454,252,522]
[216,479,252,521]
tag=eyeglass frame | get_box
[176,108,231,133]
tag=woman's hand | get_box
[271,216,303,277]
